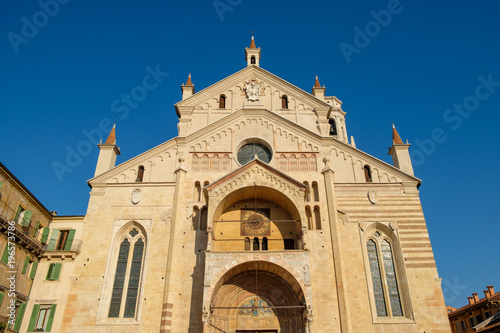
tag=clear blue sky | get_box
[1,0,499,308]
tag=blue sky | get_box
[1,1,499,308]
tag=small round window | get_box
[237,143,272,165]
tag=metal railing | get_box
[0,201,47,255]
[44,239,82,253]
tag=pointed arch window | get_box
[107,226,146,320]
[219,95,226,109]
[251,56,256,64]
[365,229,408,320]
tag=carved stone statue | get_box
[245,82,261,101]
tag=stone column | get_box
[322,157,351,332]
[159,156,187,333]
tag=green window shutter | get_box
[29,261,38,279]
[33,221,40,237]
[64,229,76,250]
[21,210,32,227]
[53,263,62,280]
[41,227,50,244]
[13,302,26,331]
[45,304,57,332]
[46,263,54,280]
[0,182,3,190]
[1,243,11,264]
[0,292,4,306]
[47,229,59,251]
[27,304,40,332]
[22,257,30,274]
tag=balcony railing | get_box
[0,201,46,255]
[43,239,82,253]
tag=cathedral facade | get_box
[21,38,450,332]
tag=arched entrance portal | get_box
[208,261,307,333]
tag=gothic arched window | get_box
[365,228,407,320]
[107,226,146,320]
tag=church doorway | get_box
[208,261,306,333]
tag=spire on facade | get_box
[314,75,321,88]
[245,35,261,67]
[249,36,256,49]
[185,73,193,86]
[105,124,116,144]
[392,124,403,144]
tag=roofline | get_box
[448,291,500,316]
[0,161,53,216]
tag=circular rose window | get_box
[237,143,272,165]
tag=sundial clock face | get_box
[241,208,271,236]
[237,143,272,165]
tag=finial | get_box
[249,34,256,49]
[392,123,403,144]
[314,75,321,88]
[105,124,116,144]
[185,73,192,86]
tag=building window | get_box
[366,230,404,319]
[364,165,373,182]
[251,56,256,64]
[14,205,26,224]
[107,226,146,319]
[329,118,337,136]
[281,95,288,109]
[219,95,226,109]
[312,181,319,202]
[253,237,260,251]
[313,206,321,230]
[485,311,491,319]
[244,237,251,251]
[47,229,76,251]
[200,207,208,230]
[136,166,145,182]
[27,304,57,332]
[46,263,62,281]
[262,237,268,250]
[284,239,295,250]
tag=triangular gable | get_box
[175,66,331,113]
[205,158,308,196]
